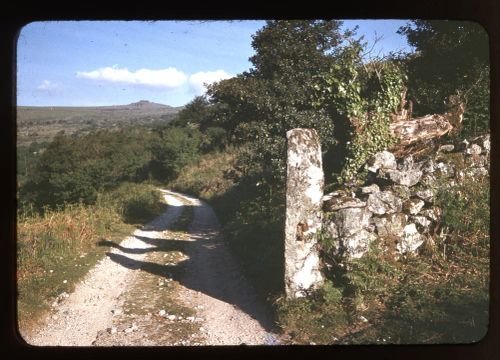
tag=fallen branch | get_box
[390,96,465,146]
[390,114,453,145]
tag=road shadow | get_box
[99,221,276,333]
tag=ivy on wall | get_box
[314,48,407,184]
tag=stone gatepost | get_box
[284,128,324,298]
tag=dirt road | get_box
[22,190,277,346]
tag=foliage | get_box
[19,125,202,211]
[20,128,155,209]
[169,96,210,129]
[168,96,228,152]
[149,126,201,181]
[100,182,166,224]
[398,20,490,136]
[277,172,490,344]
[17,141,49,186]
[207,20,350,186]
[314,52,407,183]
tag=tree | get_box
[398,20,490,135]
[207,20,411,185]
[149,127,201,181]
[169,95,211,129]
[21,128,154,210]
[169,95,228,152]
[207,20,353,186]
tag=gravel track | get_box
[173,192,275,345]
[22,190,276,346]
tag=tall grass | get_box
[17,182,166,332]
[17,202,124,281]
[168,146,238,200]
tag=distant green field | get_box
[17,100,182,146]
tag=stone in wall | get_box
[373,213,406,238]
[367,191,403,215]
[322,133,490,261]
[404,198,425,215]
[366,150,397,173]
[323,200,375,259]
[284,128,324,298]
[397,224,425,253]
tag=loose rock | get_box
[466,143,482,155]
[397,224,425,254]
[373,213,406,238]
[360,184,380,194]
[438,144,455,153]
[383,168,423,187]
[323,196,365,211]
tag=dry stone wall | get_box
[322,134,490,260]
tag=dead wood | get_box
[390,95,465,146]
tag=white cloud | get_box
[188,70,233,94]
[76,66,188,88]
[37,80,61,91]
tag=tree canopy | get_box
[398,20,489,135]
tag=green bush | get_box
[20,128,155,210]
[100,183,165,224]
[149,126,201,181]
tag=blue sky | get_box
[17,20,413,107]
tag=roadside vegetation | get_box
[17,183,167,331]
[276,176,489,344]
[18,20,489,344]
[166,20,489,344]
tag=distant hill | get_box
[17,101,184,146]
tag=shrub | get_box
[100,182,165,224]
[149,126,201,181]
[20,128,154,210]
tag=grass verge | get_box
[17,183,167,335]
[167,147,238,201]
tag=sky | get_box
[17,20,413,107]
